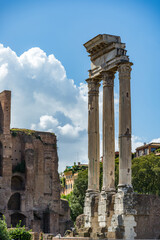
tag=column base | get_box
[86,189,99,194]
[102,187,116,194]
[98,190,115,229]
[118,184,133,193]
[84,190,99,229]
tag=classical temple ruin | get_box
[0,90,71,235]
[78,34,160,239]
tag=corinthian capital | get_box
[118,62,132,79]
[86,78,100,95]
[102,71,115,87]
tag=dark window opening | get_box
[11,176,25,191]
[43,212,50,233]
[8,193,21,210]
[11,213,26,227]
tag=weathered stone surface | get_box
[102,71,115,192]
[75,214,85,229]
[83,191,99,229]
[134,194,160,239]
[86,79,100,192]
[0,90,71,235]
[82,34,160,239]
[118,63,132,187]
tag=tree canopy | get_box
[62,153,160,221]
[132,154,160,195]
[69,169,88,221]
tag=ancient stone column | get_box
[86,78,100,192]
[118,62,132,187]
[102,71,115,191]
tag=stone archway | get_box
[11,212,26,227]
[8,193,21,210]
[11,176,25,191]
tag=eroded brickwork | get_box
[0,90,71,235]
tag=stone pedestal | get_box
[84,191,99,229]
[107,187,137,239]
[98,190,115,237]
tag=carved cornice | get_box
[102,71,115,87]
[118,62,132,79]
[86,78,100,95]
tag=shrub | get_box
[8,221,32,240]
[0,216,10,240]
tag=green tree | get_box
[0,216,10,240]
[64,153,160,222]
[8,221,32,240]
[132,154,160,195]
[61,192,73,206]
[60,177,66,188]
[70,169,88,221]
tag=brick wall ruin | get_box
[0,90,72,235]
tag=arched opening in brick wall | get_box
[11,212,26,227]
[0,212,3,219]
[8,193,21,210]
[0,142,3,176]
[11,176,25,191]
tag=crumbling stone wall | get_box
[134,194,160,239]
[0,90,71,235]
[77,190,160,239]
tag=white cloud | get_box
[0,43,148,172]
[0,44,88,171]
[0,63,8,80]
[58,124,81,138]
[150,138,160,143]
[132,135,144,152]
[37,115,58,130]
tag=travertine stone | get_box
[118,63,132,187]
[84,191,99,228]
[81,34,160,240]
[84,34,129,78]
[108,189,137,240]
[102,71,115,191]
[86,78,100,192]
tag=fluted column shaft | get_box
[118,63,132,187]
[102,71,115,191]
[86,78,100,192]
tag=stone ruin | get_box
[0,90,71,235]
[77,34,160,239]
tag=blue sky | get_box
[0,0,160,171]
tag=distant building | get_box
[62,171,78,195]
[136,142,160,157]
[61,162,88,195]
